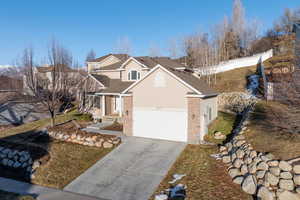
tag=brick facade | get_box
[187,97,201,144]
[123,96,133,136]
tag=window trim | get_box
[128,70,140,81]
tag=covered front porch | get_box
[86,93,124,119]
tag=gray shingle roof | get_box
[90,54,129,63]
[164,67,218,96]
[90,74,134,93]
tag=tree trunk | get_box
[50,111,55,127]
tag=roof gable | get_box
[122,65,217,96]
[120,57,149,69]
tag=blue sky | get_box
[0,0,299,66]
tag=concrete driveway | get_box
[64,137,186,200]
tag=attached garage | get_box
[133,108,188,142]
[122,64,218,144]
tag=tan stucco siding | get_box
[94,71,121,79]
[121,60,148,82]
[129,68,193,109]
[200,96,218,125]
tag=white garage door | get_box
[133,108,188,142]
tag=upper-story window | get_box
[128,70,140,81]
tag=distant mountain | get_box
[0,65,24,77]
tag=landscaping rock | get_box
[236,149,245,159]
[266,172,279,186]
[242,174,257,195]
[233,158,243,168]
[228,168,241,178]
[236,140,246,147]
[257,186,274,200]
[214,131,226,140]
[103,142,113,148]
[222,155,231,164]
[257,170,266,179]
[279,161,292,172]
[13,161,21,168]
[32,161,40,169]
[7,159,14,167]
[2,158,8,166]
[296,187,300,194]
[268,160,279,167]
[219,146,227,152]
[294,165,300,174]
[279,179,294,191]
[294,175,300,186]
[249,162,257,174]
[241,164,248,175]
[280,171,293,179]
[278,190,300,200]
[269,167,281,176]
[233,176,244,185]
[257,161,269,171]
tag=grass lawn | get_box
[205,111,236,144]
[0,190,35,200]
[0,110,91,139]
[151,145,251,200]
[212,66,257,93]
[0,110,114,189]
[31,137,113,189]
[245,100,300,160]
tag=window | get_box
[207,106,212,121]
[128,70,140,81]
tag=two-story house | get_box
[83,53,219,144]
[85,54,187,117]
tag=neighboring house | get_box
[294,23,300,96]
[84,53,218,144]
[263,23,300,101]
[24,65,87,97]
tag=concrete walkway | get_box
[0,177,107,200]
[64,137,186,200]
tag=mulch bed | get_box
[101,122,123,131]
[48,120,116,140]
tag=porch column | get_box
[101,95,105,117]
[187,97,201,144]
[123,96,133,136]
[119,95,122,117]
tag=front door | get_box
[105,96,112,115]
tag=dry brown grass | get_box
[31,136,113,189]
[151,145,251,200]
[211,66,257,93]
[0,110,113,189]
[245,101,300,160]
[0,190,35,200]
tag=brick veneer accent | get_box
[187,97,201,144]
[123,96,133,136]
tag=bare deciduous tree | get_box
[115,36,132,54]
[23,40,77,127]
[86,49,96,62]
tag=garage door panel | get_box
[133,108,187,142]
